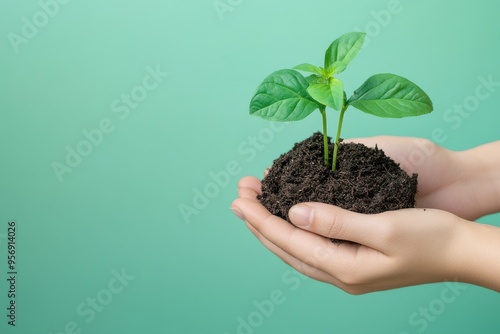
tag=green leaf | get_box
[306,74,326,85]
[347,73,433,118]
[250,69,320,121]
[307,78,344,111]
[293,63,324,75]
[325,32,366,72]
[329,61,347,74]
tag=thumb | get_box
[289,203,385,247]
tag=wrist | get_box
[453,220,500,291]
[456,144,500,218]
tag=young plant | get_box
[249,32,433,171]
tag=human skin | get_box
[231,137,500,294]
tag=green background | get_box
[1,0,499,333]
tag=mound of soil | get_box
[258,132,418,223]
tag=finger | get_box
[238,176,262,195]
[232,197,353,273]
[264,167,270,176]
[288,203,388,250]
[232,198,393,287]
[238,186,259,200]
[232,192,328,283]
[244,222,339,285]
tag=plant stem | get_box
[332,105,348,171]
[320,107,329,166]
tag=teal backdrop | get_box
[1,0,499,333]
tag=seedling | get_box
[249,32,433,171]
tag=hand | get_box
[346,136,498,220]
[232,176,500,294]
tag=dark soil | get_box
[258,132,418,224]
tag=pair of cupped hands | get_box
[231,137,500,293]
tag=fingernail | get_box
[289,204,313,227]
[231,206,245,221]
